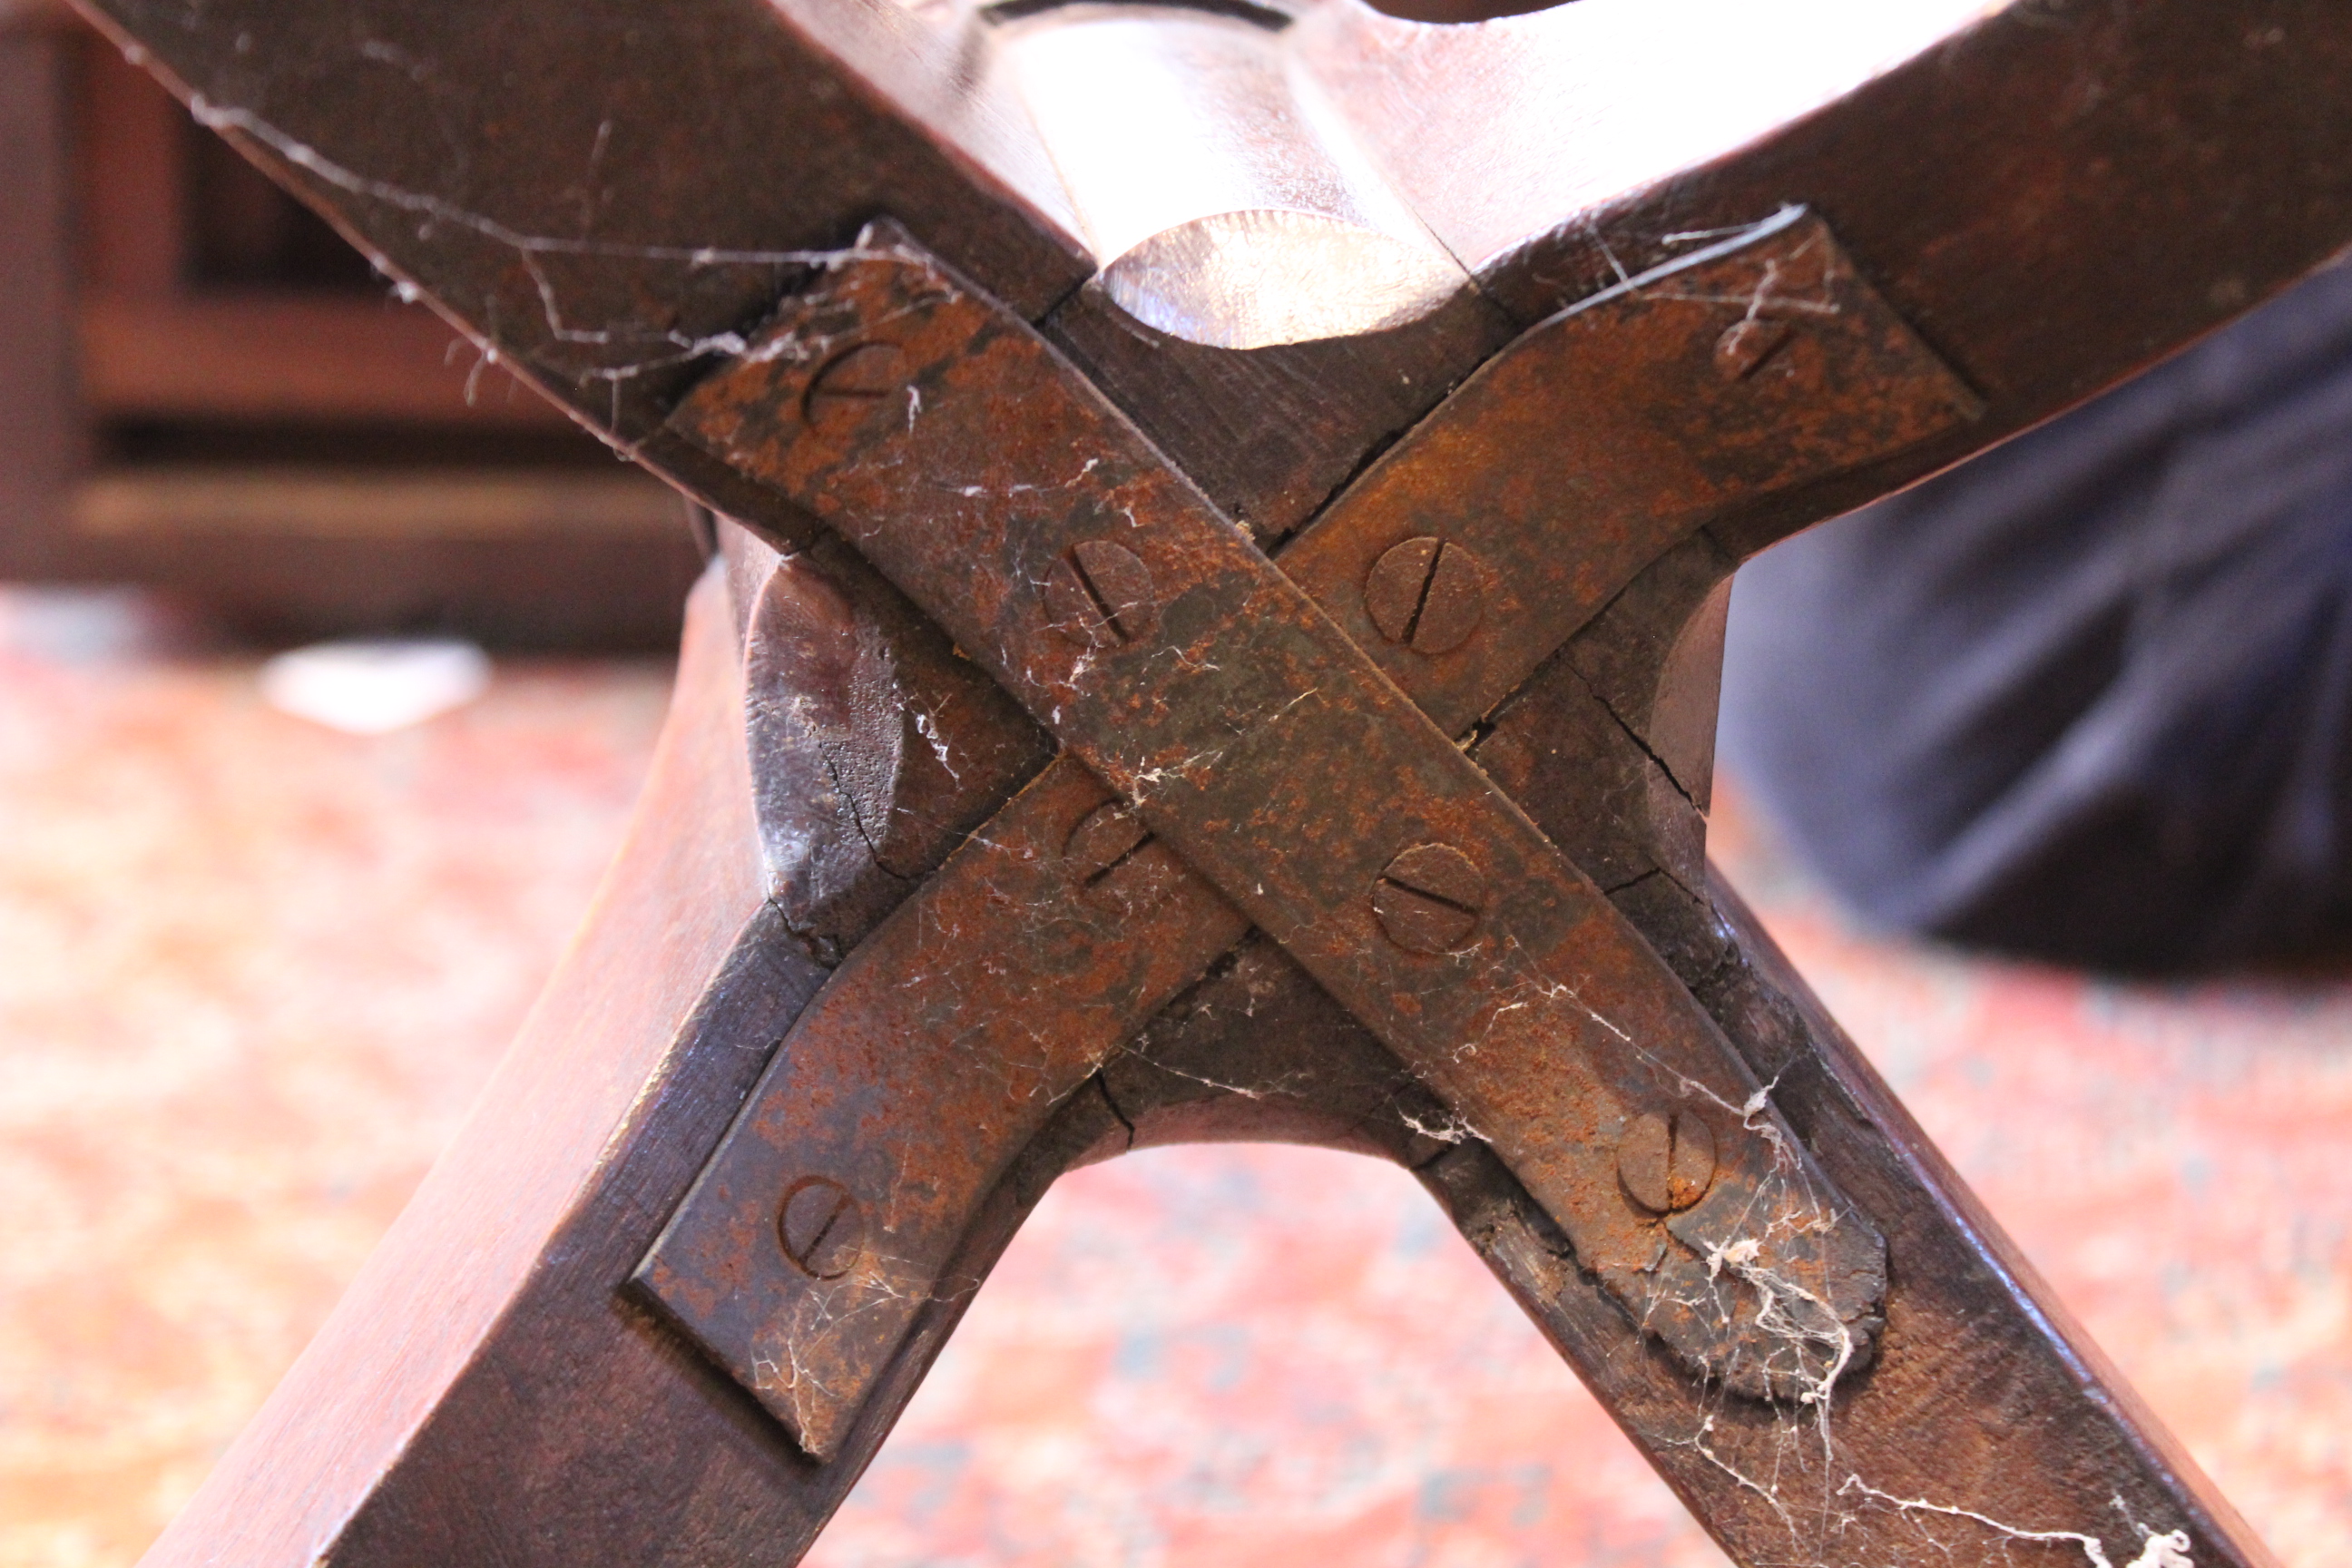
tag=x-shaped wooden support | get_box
[83,1,2352,1564]
[637,212,1961,1461]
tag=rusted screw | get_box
[1063,799,1172,914]
[778,1176,866,1279]
[1363,536,1486,656]
[1371,842,1485,953]
[802,342,907,434]
[1043,539,1159,648]
[1713,318,1794,381]
[1617,1111,1719,1214]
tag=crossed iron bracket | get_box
[84,0,2352,1564]
[637,210,1951,1459]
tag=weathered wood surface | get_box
[61,1,2352,540]
[71,1,2352,1563]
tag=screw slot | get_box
[1617,1111,1718,1214]
[1044,540,1159,648]
[778,1176,866,1279]
[1364,537,1485,656]
[1372,842,1486,953]
[1063,799,1175,915]
[1713,318,1794,382]
[802,342,907,434]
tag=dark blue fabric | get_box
[1719,260,2352,972]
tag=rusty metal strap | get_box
[640,216,1975,1458]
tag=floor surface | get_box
[0,585,2343,1566]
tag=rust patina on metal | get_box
[636,212,1978,1457]
[80,1,2352,1564]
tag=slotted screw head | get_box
[1363,537,1486,656]
[1618,1111,1719,1214]
[1064,799,1176,915]
[1372,842,1486,953]
[1043,539,1159,648]
[778,1176,866,1279]
[1713,318,1794,381]
[802,342,907,434]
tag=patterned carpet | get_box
[0,584,2342,1566]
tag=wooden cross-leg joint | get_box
[81,0,2352,1563]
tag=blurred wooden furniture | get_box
[0,0,701,645]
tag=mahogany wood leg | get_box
[137,568,851,1564]
[136,529,2275,1568]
